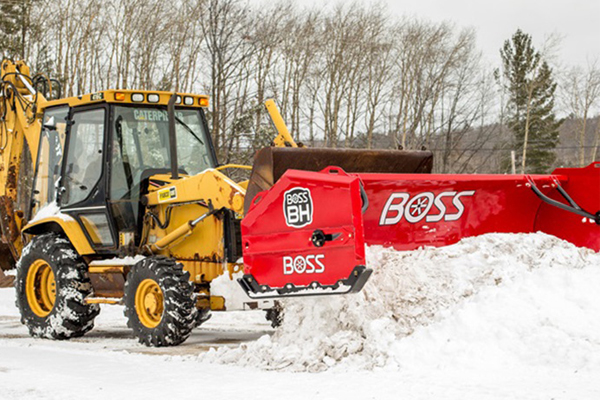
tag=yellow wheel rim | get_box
[135,279,164,328]
[26,259,56,318]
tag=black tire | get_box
[15,233,100,339]
[195,307,212,328]
[124,257,198,346]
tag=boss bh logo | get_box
[283,187,313,228]
[379,190,475,225]
[283,254,325,275]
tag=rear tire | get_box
[124,257,197,346]
[15,233,99,339]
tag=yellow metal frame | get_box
[181,260,243,284]
[0,60,44,260]
[265,99,297,147]
[43,89,210,110]
[88,265,125,274]
[86,298,120,305]
[215,164,253,171]
[145,170,245,213]
[23,217,95,255]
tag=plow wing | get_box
[239,167,370,298]
[356,163,600,252]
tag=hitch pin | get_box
[311,229,342,247]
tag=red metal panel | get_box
[357,173,564,250]
[242,168,366,290]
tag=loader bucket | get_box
[244,147,432,214]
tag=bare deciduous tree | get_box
[562,62,600,166]
[15,0,587,174]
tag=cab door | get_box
[30,106,69,218]
[59,106,116,251]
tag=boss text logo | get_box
[283,187,313,228]
[379,190,475,225]
[283,255,325,275]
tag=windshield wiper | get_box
[175,116,204,145]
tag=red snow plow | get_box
[239,148,600,298]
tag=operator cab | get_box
[31,90,216,254]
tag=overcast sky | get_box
[302,0,600,69]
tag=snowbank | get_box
[200,233,600,372]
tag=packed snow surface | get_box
[202,232,600,372]
[1,232,600,399]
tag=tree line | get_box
[1,0,599,173]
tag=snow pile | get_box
[200,233,600,372]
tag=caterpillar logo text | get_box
[379,190,475,225]
[283,255,325,275]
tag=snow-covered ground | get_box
[1,233,600,399]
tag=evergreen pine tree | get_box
[0,0,36,60]
[0,1,20,58]
[498,29,562,173]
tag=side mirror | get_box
[43,116,56,131]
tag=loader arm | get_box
[0,60,48,266]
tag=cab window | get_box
[175,110,214,175]
[62,108,105,206]
[110,106,214,202]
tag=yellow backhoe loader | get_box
[0,60,430,346]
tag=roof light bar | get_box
[131,93,144,102]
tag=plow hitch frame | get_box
[527,176,600,225]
